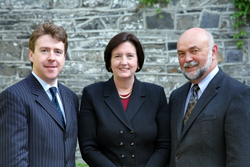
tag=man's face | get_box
[29,34,66,85]
[177,29,215,83]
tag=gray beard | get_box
[182,52,212,81]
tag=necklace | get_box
[119,92,131,99]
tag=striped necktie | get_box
[49,87,65,128]
[183,84,199,127]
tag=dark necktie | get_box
[183,84,200,127]
[49,87,65,128]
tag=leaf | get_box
[240,30,247,36]
[237,40,244,49]
[233,22,239,28]
[233,33,240,39]
[156,7,161,14]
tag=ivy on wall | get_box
[139,0,169,18]
[138,0,249,49]
[233,0,250,49]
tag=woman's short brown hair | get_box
[104,32,145,72]
[29,22,68,68]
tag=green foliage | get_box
[76,163,89,167]
[232,0,250,48]
[139,0,169,18]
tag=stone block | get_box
[168,52,179,64]
[143,43,166,52]
[136,74,156,83]
[146,12,174,29]
[52,0,80,8]
[177,15,199,30]
[226,49,243,62]
[141,65,165,73]
[168,42,177,50]
[200,12,220,28]
[77,18,106,30]
[0,63,17,76]
[103,17,120,29]
[158,75,188,97]
[112,0,137,8]
[62,62,84,75]
[82,0,111,7]
[167,65,181,74]
[70,50,103,62]
[17,67,32,78]
[222,64,250,76]
[120,14,144,30]
[0,41,22,61]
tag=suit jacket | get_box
[169,68,250,167]
[78,76,171,167]
[0,73,79,167]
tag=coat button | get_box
[120,131,123,134]
[121,155,125,158]
[120,142,123,146]
[130,142,134,146]
[131,154,135,158]
[130,130,133,134]
[176,155,180,160]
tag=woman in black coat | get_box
[78,32,171,167]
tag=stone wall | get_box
[0,0,249,163]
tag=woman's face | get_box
[110,41,138,81]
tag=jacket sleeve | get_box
[78,87,116,167]
[145,87,171,167]
[0,89,29,167]
[225,86,250,166]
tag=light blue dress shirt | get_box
[183,66,219,117]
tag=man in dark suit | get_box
[0,22,79,167]
[169,28,250,167]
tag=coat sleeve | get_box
[78,87,117,167]
[0,89,29,167]
[225,86,250,166]
[145,87,171,167]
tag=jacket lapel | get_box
[175,82,191,140]
[28,74,65,130]
[181,69,224,138]
[104,77,133,130]
[126,77,145,121]
[59,84,71,130]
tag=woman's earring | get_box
[137,67,140,70]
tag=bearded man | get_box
[168,28,250,167]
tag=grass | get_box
[76,163,89,167]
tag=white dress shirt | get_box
[32,71,66,123]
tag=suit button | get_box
[176,155,179,160]
[130,142,134,146]
[131,154,135,158]
[121,155,125,158]
[120,131,123,134]
[120,142,123,146]
[130,130,133,134]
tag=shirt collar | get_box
[195,66,219,94]
[32,71,58,92]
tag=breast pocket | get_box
[196,115,217,123]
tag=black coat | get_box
[169,69,250,167]
[78,76,171,167]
